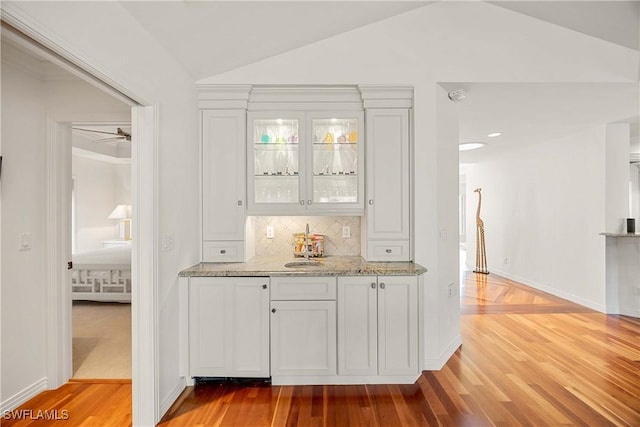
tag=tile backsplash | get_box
[253,216,361,257]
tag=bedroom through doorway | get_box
[70,123,133,379]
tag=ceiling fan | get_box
[72,127,132,142]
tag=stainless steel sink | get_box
[284,261,322,268]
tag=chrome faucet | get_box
[304,223,310,261]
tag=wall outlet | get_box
[342,226,350,238]
[266,226,274,239]
[504,258,508,265]
[162,234,175,252]
[447,282,455,298]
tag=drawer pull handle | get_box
[385,249,392,253]
[271,308,276,313]
[380,283,386,289]
[371,282,376,289]
[220,249,226,254]
[307,200,313,205]
[237,200,243,206]
[299,200,305,205]
[369,199,374,205]
[262,284,267,289]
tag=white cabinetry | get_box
[337,275,418,377]
[201,109,251,262]
[188,277,270,377]
[362,109,411,261]
[359,86,413,262]
[247,98,364,216]
[270,276,337,380]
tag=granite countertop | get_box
[179,256,427,277]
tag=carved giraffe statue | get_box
[473,188,489,274]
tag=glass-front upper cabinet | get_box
[307,112,364,213]
[247,111,364,215]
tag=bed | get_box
[71,245,132,302]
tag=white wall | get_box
[465,127,609,310]
[72,154,131,252]
[4,2,200,422]
[1,59,48,411]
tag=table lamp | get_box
[108,204,132,240]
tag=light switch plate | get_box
[18,232,31,251]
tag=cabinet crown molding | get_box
[249,86,363,111]
[358,85,414,109]
[197,84,252,109]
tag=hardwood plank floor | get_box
[5,273,639,426]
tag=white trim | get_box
[271,374,420,385]
[45,119,73,389]
[131,105,160,426]
[0,377,48,413]
[491,269,607,313]
[159,378,187,419]
[422,335,461,371]
[1,5,144,106]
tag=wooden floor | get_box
[5,273,640,426]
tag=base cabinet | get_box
[270,276,337,377]
[270,300,337,376]
[338,275,418,376]
[189,277,269,377]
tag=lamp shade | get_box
[108,204,131,219]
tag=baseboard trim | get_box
[491,269,607,313]
[422,334,462,371]
[159,377,186,420]
[0,377,48,412]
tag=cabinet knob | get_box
[220,249,226,254]
[237,200,243,206]
[380,283,386,289]
[299,200,305,205]
[262,284,267,289]
[368,199,374,205]
[385,249,392,254]
[271,308,276,313]
[371,282,376,289]
[307,200,313,205]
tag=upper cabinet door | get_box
[247,110,364,216]
[247,111,307,215]
[202,109,246,241]
[306,111,365,215]
[365,109,410,240]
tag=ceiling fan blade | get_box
[73,127,120,136]
[92,136,127,143]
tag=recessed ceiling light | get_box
[487,132,501,138]
[459,142,486,151]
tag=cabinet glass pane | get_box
[312,118,359,203]
[253,119,299,204]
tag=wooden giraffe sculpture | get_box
[473,188,489,274]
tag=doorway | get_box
[1,19,159,424]
[70,124,132,379]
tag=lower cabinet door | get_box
[189,277,270,377]
[377,276,418,375]
[337,276,378,375]
[270,300,337,376]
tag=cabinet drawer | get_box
[271,276,336,300]
[203,241,244,262]
[367,241,410,262]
